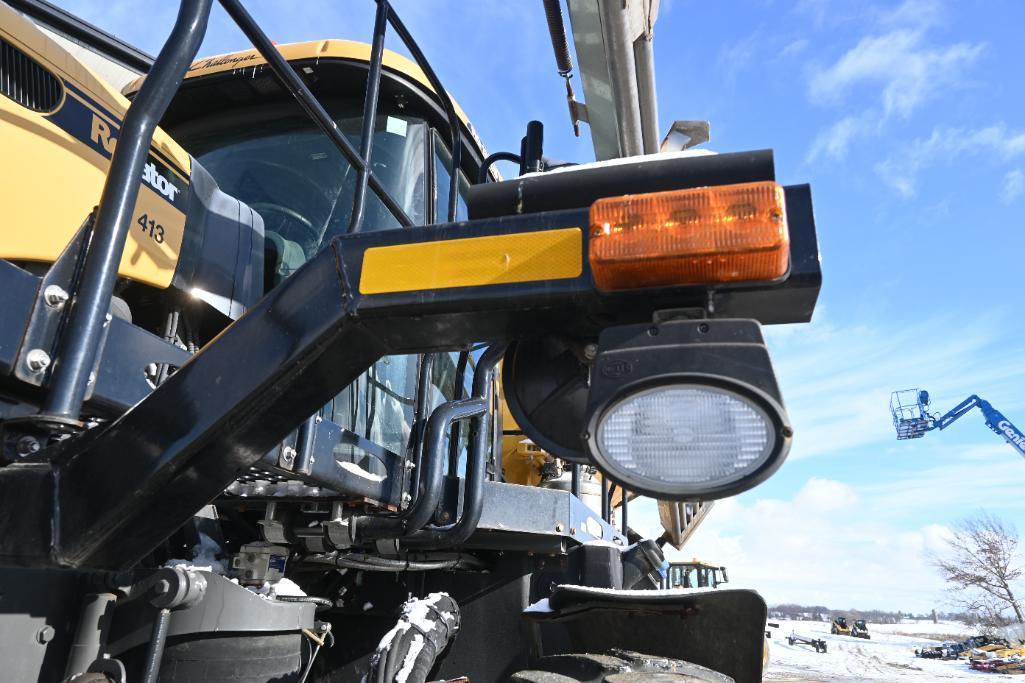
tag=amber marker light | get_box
[588,181,790,291]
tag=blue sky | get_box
[64,0,1025,612]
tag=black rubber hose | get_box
[542,0,573,76]
[274,595,333,612]
[369,593,460,683]
[477,151,521,184]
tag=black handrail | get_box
[41,0,213,419]
[218,0,414,229]
[356,397,486,542]
[347,0,390,232]
[403,343,506,549]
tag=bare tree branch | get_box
[930,512,1025,625]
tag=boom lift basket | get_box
[890,389,932,439]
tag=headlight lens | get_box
[596,384,776,492]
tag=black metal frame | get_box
[0,0,821,571]
[1,187,814,569]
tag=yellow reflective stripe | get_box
[360,228,583,294]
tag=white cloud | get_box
[805,1,985,166]
[806,114,874,162]
[879,0,946,30]
[780,38,810,58]
[875,124,1025,197]
[628,480,960,611]
[809,29,984,119]
[628,461,1025,612]
[717,31,760,83]
[1001,169,1025,204]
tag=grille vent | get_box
[1,37,63,112]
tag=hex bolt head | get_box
[35,625,55,644]
[281,446,297,464]
[25,349,51,373]
[43,285,69,308]
[15,436,40,456]
[583,343,598,360]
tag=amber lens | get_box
[589,181,789,291]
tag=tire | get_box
[124,632,303,683]
[509,650,733,683]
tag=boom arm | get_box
[932,395,1025,459]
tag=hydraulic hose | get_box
[368,593,460,683]
[301,552,481,572]
[273,595,333,612]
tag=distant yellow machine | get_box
[831,616,852,636]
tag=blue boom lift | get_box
[890,389,1025,459]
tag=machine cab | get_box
[662,561,729,589]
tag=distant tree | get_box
[932,513,1025,625]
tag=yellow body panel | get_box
[500,398,545,487]
[359,227,583,294]
[0,3,191,288]
[125,40,475,130]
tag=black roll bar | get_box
[41,0,213,420]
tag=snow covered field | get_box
[764,619,1018,681]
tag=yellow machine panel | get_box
[0,3,191,288]
[126,40,475,129]
[360,228,582,295]
[124,40,492,167]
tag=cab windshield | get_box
[174,100,469,475]
[177,100,427,285]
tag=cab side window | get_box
[433,131,469,223]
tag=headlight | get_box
[593,382,786,499]
[581,318,793,501]
[503,318,794,500]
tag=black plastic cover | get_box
[172,160,264,319]
[467,149,774,219]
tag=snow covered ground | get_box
[764,619,1018,681]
